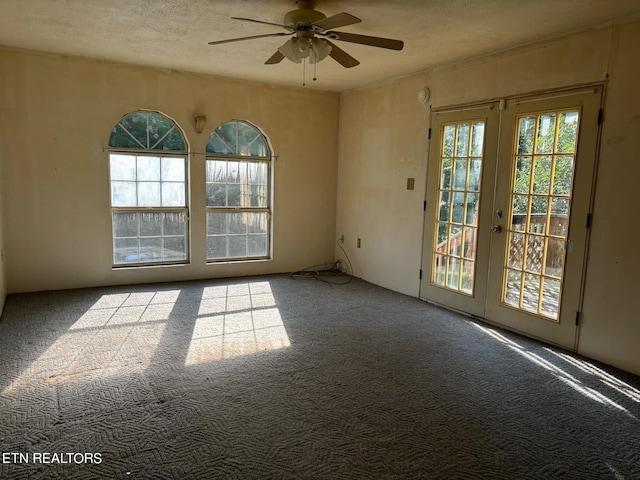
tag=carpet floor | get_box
[0,274,639,479]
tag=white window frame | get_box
[205,120,272,263]
[108,111,190,267]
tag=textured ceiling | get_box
[1,0,640,92]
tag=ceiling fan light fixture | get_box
[309,38,332,64]
[278,37,332,64]
[278,37,331,64]
[278,38,307,63]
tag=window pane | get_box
[114,238,139,264]
[451,192,465,224]
[545,238,566,277]
[536,114,556,154]
[512,195,529,216]
[227,184,241,207]
[517,117,535,154]
[163,237,186,261]
[525,235,544,273]
[453,159,468,190]
[470,122,485,156]
[468,159,482,192]
[251,185,267,208]
[206,212,269,261]
[163,212,186,236]
[438,192,450,222]
[504,269,522,308]
[531,196,549,216]
[207,213,227,235]
[228,213,246,234]
[113,213,138,238]
[228,235,247,257]
[109,124,144,150]
[455,124,470,157]
[557,112,579,153]
[154,127,185,151]
[465,193,479,225]
[206,183,226,207]
[440,159,453,189]
[248,162,268,185]
[532,156,552,195]
[553,156,574,196]
[137,156,161,181]
[541,277,561,319]
[443,125,455,157]
[238,123,259,156]
[207,160,226,183]
[111,181,137,207]
[212,123,238,154]
[110,111,186,152]
[207,236,227,259]
[522,273,541,313]
[117,111,148,148]
[110,154,136,181]
[227,161,241,183]
[139,237,163,263]
[508,232,525,269]
[162,182,185,207]
[162,157,185,181]
[247,213,268,234]
[139,212,162,237]
[461,260,475,294]
[207,133,232,155]
[248,234,267,256]
[514,157,532,194]
[246,136,268,157]
[148,114,175,148]
[138,182,161,206]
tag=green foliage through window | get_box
[206,121,269,157]
[109,111,186,152]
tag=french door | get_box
[420,87,602,350]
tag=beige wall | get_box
[336,21,640,375]
[578,21,640,374]
[0,59,5,312]
[0,114,5,313]
[0,48,339,292]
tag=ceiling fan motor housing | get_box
[285,1,326,28]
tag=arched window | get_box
[108,111,189,266]
[205,120,271,261]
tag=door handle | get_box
[491,225,502,233]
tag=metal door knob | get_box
[491,225,502,233]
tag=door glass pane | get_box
[502,110,580,320]
[431,120,485,296]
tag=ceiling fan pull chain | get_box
[302,56,306,86]
[313,45,318,81]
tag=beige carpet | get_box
[1,274,639,479]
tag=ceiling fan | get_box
[207,0,404,70]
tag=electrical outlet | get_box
[407,178,415,190]
[357,238,361,248]
[339,235,344,243]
